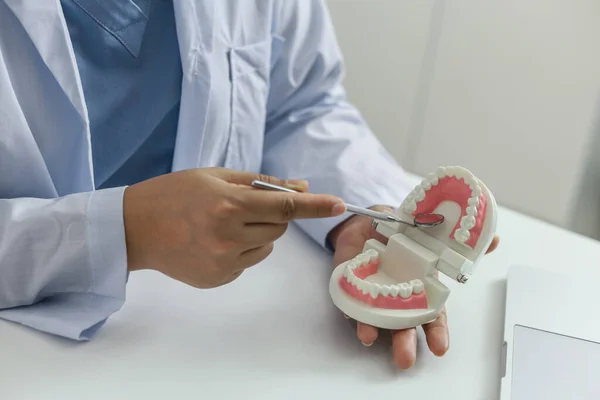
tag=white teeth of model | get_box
[356,253,370,266]
[472,186,482,198]
[455,228,470,243]
[410,279,424,294]
[468,196,480,207]
[369,284,379,299]
[354,279,366,293]
[460,215,476,229]
[390,285,400,297]
[380,285,391,296]
[346,271,353,283]
[344,266,351,279]
[349,273,358,286]
[466,206,477,217]
[354,279,366,292]
[414,189,426,202]
[365,249,379,262]
[404,201,417,214]
[422,181,432,190]
[427,173,439,186]
[436,167,446,178]
[399,283,412,299]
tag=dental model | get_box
[329,166,498,330]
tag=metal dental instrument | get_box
[250,180,444,228]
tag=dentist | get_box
[0,0,498,369]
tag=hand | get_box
[328,205,500,369]
[124,168,345,288]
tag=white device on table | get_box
[500,265,600,399]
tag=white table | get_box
[2,175,600,400]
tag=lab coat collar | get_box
[4,0,88,123]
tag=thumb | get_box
[212,168,309,192]
[332,206,394,267]
[332,231,369,268]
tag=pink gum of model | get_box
[413,175,487,248]
[338,260,428,309]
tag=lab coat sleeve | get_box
[0,187,128,340]
[263,0,414,248]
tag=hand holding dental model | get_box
[328,166,500,369]
[124,168,346,288]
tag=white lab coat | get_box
[0,0,412,339]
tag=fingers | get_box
[235,242,275,270]
[392,328,418,369]
[332,235,368,268]
[214,169,309,192]
[238,223,288,248]
[422,308,449,356]
[356,322,378,346]
[486,234,500,254]
[352,321,418,370]
[240,190,346,222]
[210,168,344,221]
[217,269,245,287]
[351,312,448,370]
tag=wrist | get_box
[123,185,146,272]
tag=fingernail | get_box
[362,341,373,347]
[331,202,346,216]
[343,314,350,319]
[285,179,309,191]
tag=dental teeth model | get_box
[339,249,428,309]
[329,166,498,330]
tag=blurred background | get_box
[326,0,600,242]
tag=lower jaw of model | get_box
[338,249,428,309]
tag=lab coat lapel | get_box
[3,0,94,191]
[4,0,88,122]
[171,0,215,171]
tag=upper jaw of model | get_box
[402,166,485,247]
[329,166,498,330]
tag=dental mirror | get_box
[412,212,445,227]
[250,180,444,228]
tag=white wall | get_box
[325,0,438,166]
[327,0,600,239]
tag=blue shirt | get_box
[59,0,182,189]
